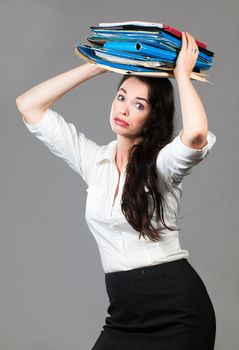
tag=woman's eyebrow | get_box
[118,87,149,104]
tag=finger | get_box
[185,32,194,52]
[186,32,199,53]
[186,34,198,60]
[181,31,188,51]
[190,35,199,54]
[185,31,190,48]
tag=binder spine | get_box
[163,25,207,49]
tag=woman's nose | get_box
[119,104,128,115]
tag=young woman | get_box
[16,32,216,349]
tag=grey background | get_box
[1,0,238,349]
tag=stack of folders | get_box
[75,21,215,83]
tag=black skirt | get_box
[91,258,216,350]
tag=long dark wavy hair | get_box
[116,74,180,242]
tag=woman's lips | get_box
[113,117,129,126]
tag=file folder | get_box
[75,21,215,83]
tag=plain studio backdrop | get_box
[1,0,238,349]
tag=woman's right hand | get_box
[85,62,108,75]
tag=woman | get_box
[16,32,216,349]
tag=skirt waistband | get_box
[105,258,190,282]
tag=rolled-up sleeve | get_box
[22,108,101,186]
[156,129,216,186]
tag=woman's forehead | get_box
[119,77,149,97]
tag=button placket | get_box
[110,165,126,217]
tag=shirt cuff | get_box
[22,108,52,133]
[174,129,216,160]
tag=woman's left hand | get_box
[173,32,199,80]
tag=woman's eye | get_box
[136,103,144,110]
[117,94,124,101]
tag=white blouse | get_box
[22,108,216,273]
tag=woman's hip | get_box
[103,258,216,335]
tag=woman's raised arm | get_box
[174,32,209,149]
[16,62,107,124]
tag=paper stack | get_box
[75,21,215,83]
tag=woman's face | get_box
[110,77,151,140]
